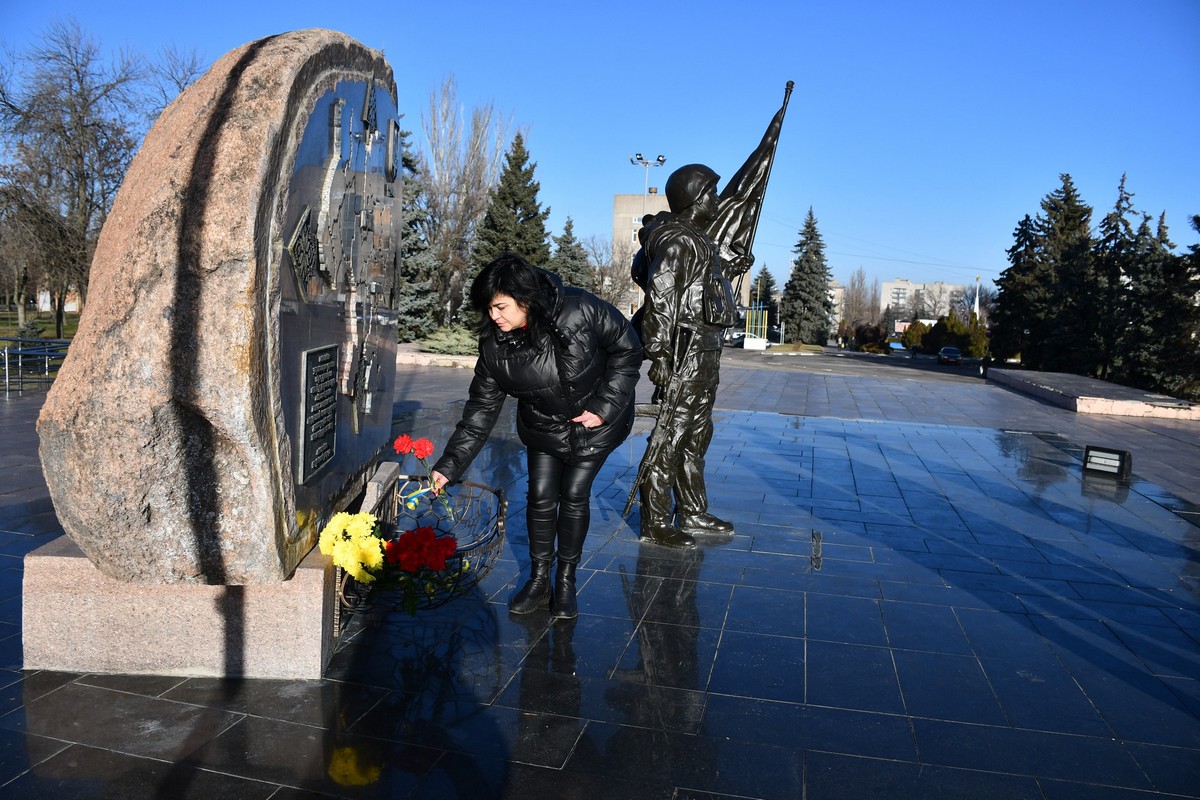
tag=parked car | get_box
[937,346,963,365]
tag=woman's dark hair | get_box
[469,253,557,337]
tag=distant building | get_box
[880,278,964,319]
[612,190,669,317]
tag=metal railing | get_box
[2,337,70,399]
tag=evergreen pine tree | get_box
[780,208,833,345]
[992,214,1050,364]
[471,132,551,280]
[880,305,898,338]
[391,121,439,342]
[1118,213,1200,400]
[1091,175,1138,377]
[750,265,779,330]
[1038,174,1096,374]
[547,217,594,291]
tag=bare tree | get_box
[582,234,633,310]
[0,203,39,327]
[840,266,878,329]
[417,74,512,325]
[955,282,995,325]
[922,284,950,318]
[147,45,207,120]
[0,18,143,336]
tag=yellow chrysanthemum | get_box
[354,537,384,572]
[345,513,376,541]
[318,512,353,555]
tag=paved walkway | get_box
[1,352,1198,798]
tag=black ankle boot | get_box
[551,560,578,620]
[509,560,552,614]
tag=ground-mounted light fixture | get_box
[1083,446,1132,479]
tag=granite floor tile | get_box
[806,640,905,714]
[806,593,887,646]
[9,681,244,761]
[2,742,279,799]
[911,718,1152,787]
[881,599,974,655]
[708,630,805,704]
[724,585,805,637]
[701,694,919,761]
[893,650,1008,725]
[804,751,1045,800]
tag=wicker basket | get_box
[336,474,507,616]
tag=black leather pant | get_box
[526,449,605,565]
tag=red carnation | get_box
[386,526,457,573]
[393,434,414,455]
[413,438,435,461]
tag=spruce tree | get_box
[780,208,833,345]
[1038,174,1096,373]
[471,132,551,279]
[1118,213,1200,400]
[1091,175,1138,377]
[391,121,439,342]
[750,265,779,330]
[547,217,594,291]
[992,214,1052,364]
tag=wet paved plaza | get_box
[1,353,1198,798]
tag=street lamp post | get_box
[628,154,665,314]
[629,153,666,218]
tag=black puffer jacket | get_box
[432,273,642,483]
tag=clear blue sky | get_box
[4,0,1197,291]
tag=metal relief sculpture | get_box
[627,82,792,548]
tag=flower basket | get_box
[334,473,507,616]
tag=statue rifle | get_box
[622,369,685,517]
[622,328,693,517]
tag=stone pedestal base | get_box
[22,537,336,679]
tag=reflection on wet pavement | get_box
[1,397,1198,798]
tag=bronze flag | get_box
[705,80,794,279]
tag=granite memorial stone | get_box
[37,29,400,585]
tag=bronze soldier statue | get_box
[628,83,792,548]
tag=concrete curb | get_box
[988,368,1199,420]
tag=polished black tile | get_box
[76,673,187,697]
[1123,741,1200,797]
[708,630,804,704]
[702,694,918,762]
[161,676,389,729]
[806,593,887,646]
[724,585,804,638]
[805,640,905,714]
[0,671,80,719]
[11,681,243,761]
[183,714,436,798]
[1,742,278,799]
[805,750,1044,799]
[893,650,1007,724]
[880,600,973,655]
[0,727,69,788]
[573,720,803,800]
[911,718,1152,787]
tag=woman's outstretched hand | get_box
[430,470,450,495]
[571,410,604,429]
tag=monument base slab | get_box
[22,537,336,679]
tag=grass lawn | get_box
[0,310,79,340]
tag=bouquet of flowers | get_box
[393,433,455,521]
[321,432,506,617]
[319,511,463,614]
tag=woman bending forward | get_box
[431,253,642,619]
